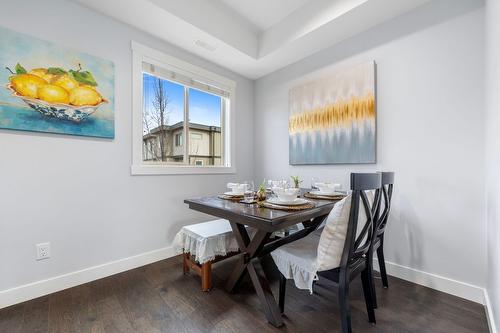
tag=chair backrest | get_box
[339,173,382,271]
[375,172,394,237]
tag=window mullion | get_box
[221,98,226,167]
[183,86,189,165]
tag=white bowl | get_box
[316,183,341,194]
[227,183,248,195]
[6,84,108,123]
[274,187,300,202]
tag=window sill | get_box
[131,164,236,175]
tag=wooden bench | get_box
[174,219,240,291]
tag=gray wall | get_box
[254,1,487,289]
[0,0,254,291]
[486,0,500,329]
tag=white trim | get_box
[131,41,236,175]
[131,164,236,175]
[0,246,175,309]
[131,41,236,91]
[373,258,485,304]
[484,289,498,333]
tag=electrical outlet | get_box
[36,242,50,261]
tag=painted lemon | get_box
[69,86,102,106]
[29,68,46,77]
[38,84,70,104]
[28,68,56,83]
[9,74,47,98]
[81,84,97,91]
[52,74,79,92]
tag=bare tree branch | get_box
[143,77,171,162]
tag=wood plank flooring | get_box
[0,255,489,333]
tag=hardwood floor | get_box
[0,255,489,333]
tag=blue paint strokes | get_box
[0,104,114,138]
[289,121,376,165]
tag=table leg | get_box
[225,216,327,328]
[224,254,247,292]
[226,223,284,327]
[225,225,269,292]
[247,258,284,327]
[302,214,328,229]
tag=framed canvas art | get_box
[0,26,114,138]
[289,61,376,164]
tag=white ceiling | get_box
[73,0,432,79]
[217,0,311,31]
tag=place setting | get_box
[218,181,257,203]
[218,177,345,210]
[256,179,315,211]
[303,178,347,200]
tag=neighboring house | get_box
[143,121,222,165]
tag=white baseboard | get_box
[0,246,175,309]
[484,289,498,333]
[373,258,485,304]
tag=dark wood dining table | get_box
[184,191,338,327]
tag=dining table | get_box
[184,190,339,327]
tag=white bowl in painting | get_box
[6,84,108,123]
[274,187,300,202]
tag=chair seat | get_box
[174,219,240,264]
[271,193,355,293]
[271,228,326,292]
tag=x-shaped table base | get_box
[225,216,328,327]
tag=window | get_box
[142,72,185,163]
[175,133,183,147]
[190,132,202,140]
[131,41,235,175]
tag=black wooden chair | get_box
[370,171,394,308]
[276,173,382,333]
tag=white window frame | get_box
[131,41,236,175]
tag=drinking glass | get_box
[266,179,275,198]
[271,180,282,188]
[311,177,320,190]
[243,181,255,202]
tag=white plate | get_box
[310,190,344,196]
[224,191,244,196]
[267,198,309,206]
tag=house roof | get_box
[145,122,221,137]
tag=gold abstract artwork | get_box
[289,61,376,164]
[289,93,375,135]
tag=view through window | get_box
[188,87,222,166]
[142,71,225,166]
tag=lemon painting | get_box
[289,61,376,164]
[0,26,114,138]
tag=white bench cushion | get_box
[174,219,240,264]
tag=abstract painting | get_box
[0,26,114,138]
[289,61,376,164]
